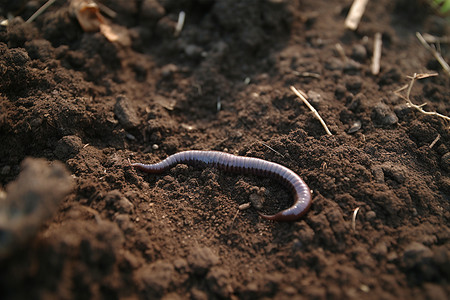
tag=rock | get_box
[371,102,398,126]
[54,135,83,160]
[187,247,219,275]
[114,95,140,130]
[0,158,74,259]
[365,211,376,220]
[135,260,174,296]
[206,267,233,298]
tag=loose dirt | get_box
[0,0,449,299]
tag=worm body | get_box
[132,150,311,221]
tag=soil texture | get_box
[0,0,449,299]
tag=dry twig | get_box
[394,72,450,122]
[290,86,332,136]
[429,134,441,149]
[26,0,57,23]
[345,0,369,30]
[416,32,450,77]
[371,32,382,75]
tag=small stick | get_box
[422,33,450,44]
[26,0,57,23]
[429,134,441,149]
[345,0,369,30]
[174,11,186,37]
[394,72,450,122]
[97,2,117,19]
[416,32,450,77]
[352,207,360,232]
[228,208,240,234]
[261,142,285,158]
[290,86,332,136]
[371,32,382,75]
[292,71,321,79]
[335,43,347,61]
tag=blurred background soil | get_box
[0,0,449,299]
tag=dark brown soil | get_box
[1,0,449,299]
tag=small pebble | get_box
[372,102,398,126]
[54,135,83,160]
[365,211,376,220]
[114,95,140,130]
[239,202,251,210]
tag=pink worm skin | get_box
[132,150,312,221]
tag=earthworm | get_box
[132,151,312,221]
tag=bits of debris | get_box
[70,0,105,32]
